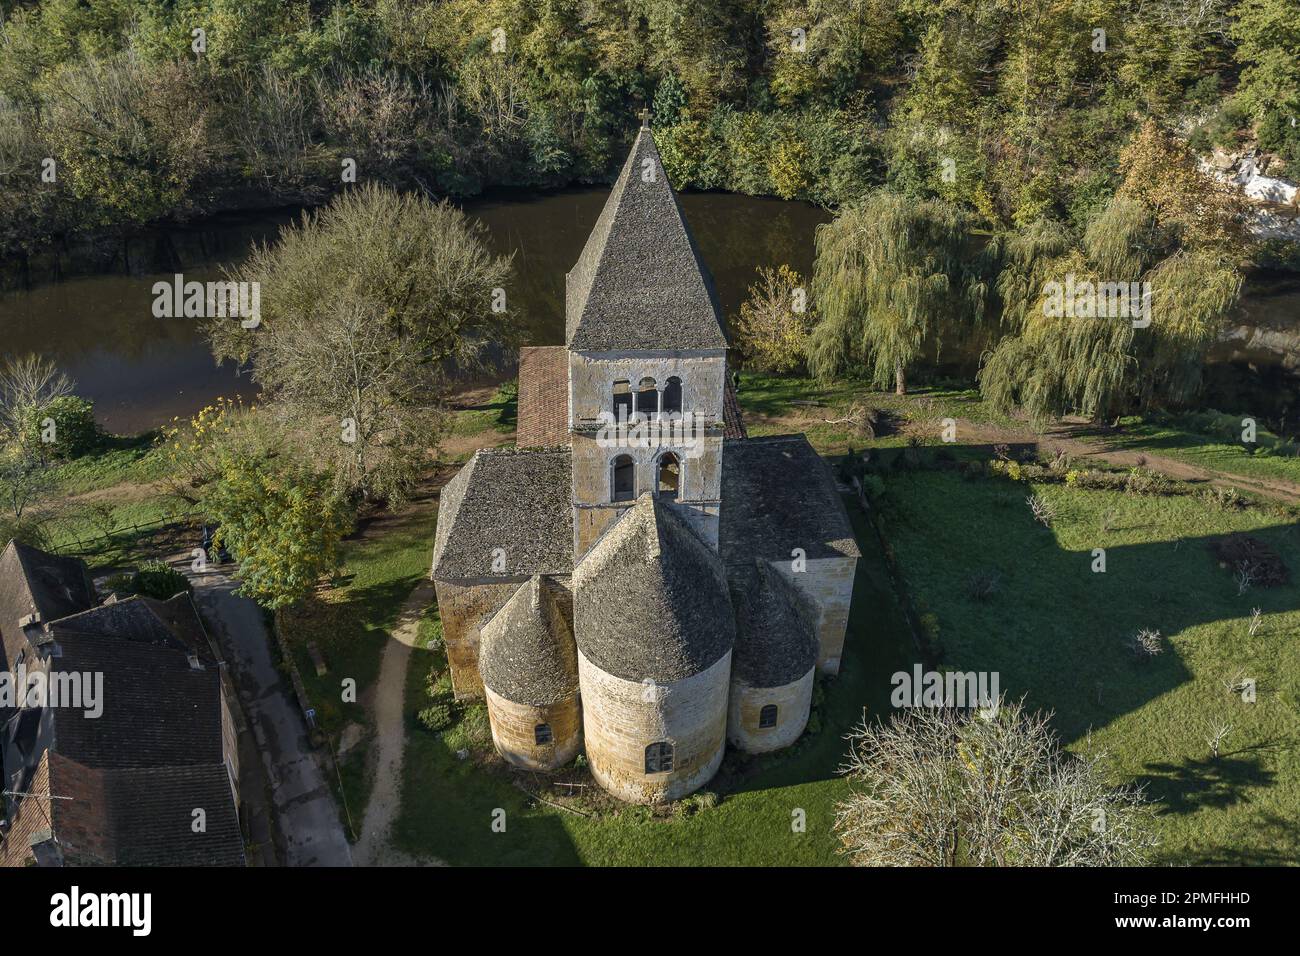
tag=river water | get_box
[0,189,1296,435]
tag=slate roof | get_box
[565,128,729,352]
[49,756,244,867]
[720,435,861,563]
[0,541,96,672]
[728,561,819,688]
[431,448,574,580]
[573,494,734,683]
[480,576,578,707]
[516,346,571,448]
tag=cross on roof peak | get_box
[638,108,650,130]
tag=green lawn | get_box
[876,466,1300,864]
[1097,411,1300,487]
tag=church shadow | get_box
[718,451,1299,831]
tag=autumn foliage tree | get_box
[732,264,814,373]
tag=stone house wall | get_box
[727,667,815,753]
[484,686,582,771]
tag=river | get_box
[0,189,1297,435]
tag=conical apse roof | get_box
[479,576,578,707]
[573,494,734,683]
[565,127,728,352]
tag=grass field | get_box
[1100,411,1300,486]
[875,465,1300,864]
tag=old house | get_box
[431,122,859,804]
[0,541,244,866]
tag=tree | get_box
[979,124,1244,426]
[833,698,1157,866]
[732,264,814,373]
[0,353,73,445]
[209,183,514,505]
[201,448,352,611]
[808,191,981,393]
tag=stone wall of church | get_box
[577,650,730,804]
[570,432,722,557]
[434,578,528,700]
[727,667,815,753]
[484,686,582,771]
[568,350,727,426]
[770,557,857,675]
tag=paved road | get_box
[186,561,353,867]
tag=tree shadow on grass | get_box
[1136,745,1282,817]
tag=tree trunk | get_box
[894,360,906,396]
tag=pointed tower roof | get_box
[565,127,728,352]
[480,576,578,707]
[573,494,734,683]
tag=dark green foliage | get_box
[129,559,191,600]
[20,395,98,459]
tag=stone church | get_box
[430,122,859,804]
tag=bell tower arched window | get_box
[662,376,683,414]
[612,380,633,421]
[611,454,635,502]
[657,453,681,500]
[636,377,658,417]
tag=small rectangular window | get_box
[645,741,674,773]
[759,704,778,729]
[534,723,553,745]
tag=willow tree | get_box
[808,191,980,394]
[979,124,1243,426]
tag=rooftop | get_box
[573,494,734,683]
[480,576,578,707]
[728,560,820,688]
[565,127,728,352]
[720,435,861,563]
[431,447,574,580]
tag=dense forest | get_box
[1,0,1296,261]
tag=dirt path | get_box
[352,579,444,867]
[919,418,1300,505]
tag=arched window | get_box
[657,452,680,500]
[645,741,674,774]
[759,704,778,729]
[636,377,658,417]
[662,376,683,414]
[534,723,553,745]
[612,380,633,421]
[611,454,635,502]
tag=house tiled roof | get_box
[49,755,244,867]
[516,346,571,448]
[720,435,860,562]
[431,447,574,580]
[565,128,728,352]
[722,377,748,439]
[573,494,734,683]
[0,540,96,672]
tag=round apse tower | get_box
[573,494,735,804]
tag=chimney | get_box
[530,577,541,612]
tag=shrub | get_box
[965,569,1001,602]
[417,703,454,733]
[19,395,99,458]
[130,560,191,600]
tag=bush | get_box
[130,560,191,600]
[417,703,454,733]
[20,395,99,458]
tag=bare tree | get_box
[833,697,1157,866]
[0,354,73,444]
[1206,720,1232,759]
[1026,493,1056,527]
[1127,628,1164,661]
